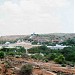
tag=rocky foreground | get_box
[0,57,75,75]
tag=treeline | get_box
[61,37,75,46]
[28,45,75,64]
[0,46,26,58]
[0,40,17,44]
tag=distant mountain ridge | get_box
[0,33,75,42]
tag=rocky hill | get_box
[0,33,75,43]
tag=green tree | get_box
[0,51,4,59]
[61,47,75,62]
[46,53,57,60]
[54,55,65,64]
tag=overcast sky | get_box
[0,0,74,35]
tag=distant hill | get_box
[0,35,29,42]
[0,33,75,43]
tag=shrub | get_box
[31,53,44,60]
[44,59,49,62]
[8,52,15,56]
[61,64,66,67]
[19,64,33,75]
[21,53,29,58]
[5,61,12,68]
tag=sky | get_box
[0,0,74,35]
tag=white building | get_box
[47,44,68,49]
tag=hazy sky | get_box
[0,0,74,35]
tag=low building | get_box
[47,44,68,49]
